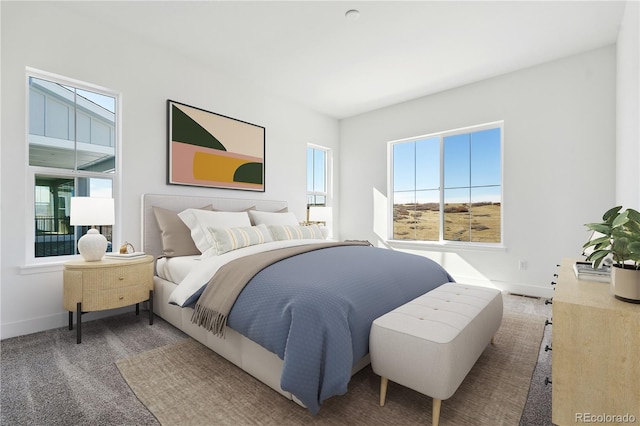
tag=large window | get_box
[27,71,118,260]
[390,122,502,245]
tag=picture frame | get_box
[167,100,265,192]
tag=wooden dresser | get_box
[552,258,640,425]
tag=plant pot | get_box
[611,265,640,303]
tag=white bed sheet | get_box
[169,239,327,306]
[156,255,201,284]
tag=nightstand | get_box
[63,255,154,344]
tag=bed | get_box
[142,193,454,414]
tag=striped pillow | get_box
[207,224,273,256]
[268,224,325,241]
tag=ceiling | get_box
[60,1,626,119]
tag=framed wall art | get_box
[167,100,265,191]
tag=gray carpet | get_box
[520,311,553,425]
[1,294,552,425]
[1,310,187,425]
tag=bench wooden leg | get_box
[432,398,442,426]
[380,376,388,406]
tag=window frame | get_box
[387,121,504,249]
[306,143,332,222]
[24,68,122,266]
[306,144,331,206]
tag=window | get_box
[27,70,118,260]
[389,122,502,245]
[306,145,330,221]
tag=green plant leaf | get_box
[603,206,623,221]
[625,220,640,234]
[584,223,611,234]
[629,241,640,254]
[612,210,629,228]
[586,250,609,269]
[583,235,610,249]
[626,208,640,223]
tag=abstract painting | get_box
[167,100,265,191]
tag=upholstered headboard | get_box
[141,193,288,260]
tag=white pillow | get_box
[206,224,273,256]
[268,224,325,241]
[178,209,251,253]
[249,210,299,226]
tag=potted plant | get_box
[583,206,640,303]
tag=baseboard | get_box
[451,276,554,299]
[1,312,65,340]
[0,305,141,340]
[495,281,554,299]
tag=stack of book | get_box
[573,261,611,282]
[104,251,147,260]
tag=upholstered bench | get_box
[369,283,503,426]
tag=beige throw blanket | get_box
[191,241,371,337]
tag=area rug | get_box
[116,310,545,425]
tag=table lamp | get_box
[308,206,330,225]
[70,197,115,261]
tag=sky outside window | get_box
[391,124,502,243]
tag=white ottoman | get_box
[369,283,503,426]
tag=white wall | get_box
[0,2,339,338]
[616,1,640,208]
[339,46,617,297]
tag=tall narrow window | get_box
[28,71,118,260]
[306,145,331,223]
[390,122,502,245]
[307,145,328,206]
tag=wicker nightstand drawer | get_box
[63,255,154,343]
[81,264,152,291]
[83,282,151,311]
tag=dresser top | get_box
[556,258,640,314]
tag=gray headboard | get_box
[141,193,288,260]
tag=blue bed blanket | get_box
[223,245,454,414]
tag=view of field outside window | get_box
[392,125,502,243]
[29,75,116,257]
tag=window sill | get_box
[19,255,83,275]
[386,239,507,252]
[19,262,65,275]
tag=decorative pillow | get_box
[268,224,325,241]
[249,210,298,226]
[178,209,252,254]
[153,205,213,257]
[206,224,273,256]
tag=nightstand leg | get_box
[149,290,154,325]
[136,303,140,315]
[76,302,82,344]
[68,311,73,330]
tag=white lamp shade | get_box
[70,197,115,226]
[308,206,331,222]
[70,197,114,261]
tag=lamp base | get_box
[78,229,108,261]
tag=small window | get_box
[390,122,502,245]
[27,71,118,260]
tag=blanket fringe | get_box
[191,304,227,338]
